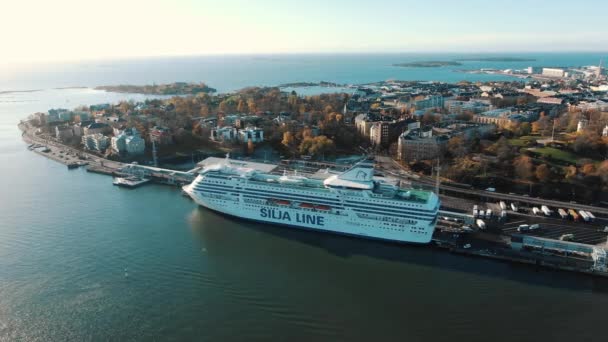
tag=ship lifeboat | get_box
[299,203,314,209]
[275,200,291,206]
[315,205,331,211]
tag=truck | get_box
[500,210,507,220]
[473,209,479,218]
[529,224,540,231]
[476,219,486,230]
[485,209,493,219]
[517,224,530,232]
[499,201,507,211]
[568,209,579,221]
[510,203,518,212]
[586,211,596,222]
[579,210,590,222]
[541,205,552,217]
[557,208,568,219]
[478,210,484,218]
[532,207,541,215]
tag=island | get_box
[393,61,462,68]
[455,57,537,62]
[95,82,216,95]
[278,81,344,88]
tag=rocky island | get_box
[95,82,216,95]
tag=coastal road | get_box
[375,156,608,217]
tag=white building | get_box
[577,119,589,133]
[111,128,145,155]
[211,127,238,142]
[369,122,388,146]
[82,133,110,152]
[542,68,565,78]
[238,127,264,143]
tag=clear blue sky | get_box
[3,0,607,64]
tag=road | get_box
[20,121,127,171]
[375,156,608,217]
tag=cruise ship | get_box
[183,157,440,244]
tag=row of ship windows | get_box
[201,182,433,215]
[202,181,339,200]
[206,173,427,208]
[197,188,435,223]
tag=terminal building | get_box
[511,234,608,272]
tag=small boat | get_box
[315,205,331,211]
[299,203,314,209]
[113,176,151,188]
[67,162,81,169]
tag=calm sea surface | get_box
[2,54,608,341]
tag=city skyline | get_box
[3,0,608,65]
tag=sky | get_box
[2,0,608,65]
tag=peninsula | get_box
[393,61,462,68]
[95,82,216,95]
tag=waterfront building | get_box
[72,120,94,137]
[83,122,112,136]
[82,133,110,152]
[111,128,145,155]
[238,127,264,143]
[55,125,74,142]
[30,112,46,126]
[72,111,91,122]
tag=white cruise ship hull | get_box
[185,186,436,244]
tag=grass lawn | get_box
[527,147,579,164]
[507,135,538,147]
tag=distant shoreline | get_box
[393,61,462,68]
[0,89,44,95]
[455,57,537,62]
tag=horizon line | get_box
[5,50,608,67]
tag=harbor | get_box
[19,119,608,279]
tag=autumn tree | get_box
[447,136,468,158]
[513,155,534,180]
[535,164,553,182]
[299,136,335,159]
[237,99,248,113]
[281,131,295,148]
[564,165,578,181]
